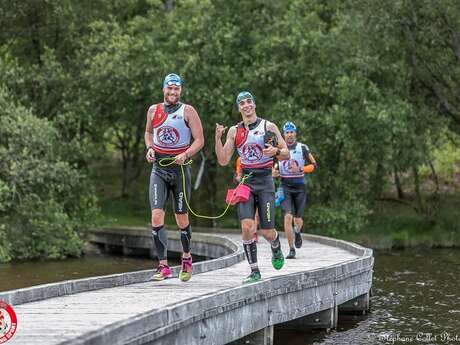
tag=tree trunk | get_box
[393,166,405,199]
[117,110,145,198]
[121,145,129,198]
[427,160,440,224]
[370,162,385,202]
[428,161,440,194]
[164,0,173,12]
[127,110,146,190]
[412,166,425,214]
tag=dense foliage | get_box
[0,0,459,260]
[0,87,97,261]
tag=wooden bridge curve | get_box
[2,228,374,345]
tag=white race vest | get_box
[237,119,273,169]
[280,142,305,178]
[153,104,191,154]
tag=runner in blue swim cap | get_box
[282,121,296,133]
[273,121,317,259]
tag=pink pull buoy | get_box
[226,184,251,205]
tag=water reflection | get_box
[275,249,460,345]
[0,253,165,292]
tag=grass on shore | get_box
[93,158,460,250]
[98,192,460,250]
[335,195,460,250]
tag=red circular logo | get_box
[242,143,263,162]
[157,126,180,146]
[0,301,17,343]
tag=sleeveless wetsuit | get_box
[279,142,311,217]
[149,103,192,214]
[235,118,275,229]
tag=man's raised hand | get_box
[215,123,227,140]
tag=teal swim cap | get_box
[163,73,182,88]
[236,91,255,106]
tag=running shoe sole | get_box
[152,272,173,281]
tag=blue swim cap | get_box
[236,91,255,106]
[163,73,182,88]
[283,121,297,133]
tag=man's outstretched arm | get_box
[215,124,236,166]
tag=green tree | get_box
[0,87,98,262]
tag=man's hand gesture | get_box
[215,123,227,140]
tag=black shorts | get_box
[280,183,306,218]
[237,171,275,230]
[149,164,191,214]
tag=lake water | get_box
[275,249,460,344]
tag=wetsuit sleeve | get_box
[301,144,310,160]
[302,144,317,173]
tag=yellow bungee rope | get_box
[158,157,251,219]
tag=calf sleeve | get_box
[243,238,259,272]
[180,224,192,254]
[152,225,168,260]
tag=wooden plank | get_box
[9,233,366,345]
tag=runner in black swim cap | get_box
[215,91,290,284]
[144,73,204,282]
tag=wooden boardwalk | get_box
[5,231,373,345]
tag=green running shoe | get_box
[179,257,192,282]
[271,247,285,270]
[242,271,261,284]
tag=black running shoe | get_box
[294,231,303,249]
[286,248,296,259]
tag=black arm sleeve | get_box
[301,144,311,162]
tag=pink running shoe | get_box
[152,264,172,281]
[179,257,192,282]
